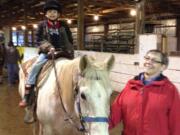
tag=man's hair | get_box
[146,49,169,66]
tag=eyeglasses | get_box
[144,56,163,64]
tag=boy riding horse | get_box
[19,0,74,108]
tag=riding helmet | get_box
[44,0,62,13]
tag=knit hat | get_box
[44,0,62,13]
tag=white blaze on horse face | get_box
[79,80,112,135]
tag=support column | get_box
[77,0,85,50]
[134,0,146,53]
[176,19,180,51]
[23,0,28,46]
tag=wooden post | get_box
[134,0,146,53]
[77,0,84,50]
[23,0,28,46]
[176,19,180,51]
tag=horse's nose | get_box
[81,92,86,100]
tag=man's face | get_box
[143,52,165,76]
[46,9,59,21]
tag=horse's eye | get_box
[81,92,86,100]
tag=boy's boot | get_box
[19,85,34,108]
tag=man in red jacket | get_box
[109,49,180,135]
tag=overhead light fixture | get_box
[67,19,72,24]
[12,27,17,31]
[21,26,26,30]
[130,9,137,16]
[93,15,99,21]
[33,24,38,29]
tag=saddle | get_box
[22,51,73,88]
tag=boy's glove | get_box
[38,41,53,54]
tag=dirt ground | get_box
[0,81,33,135]
[0,79,122,135]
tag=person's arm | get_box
[109,90,124,129]
[61,21,74,58]
[168,85,180,135]
[62,21,73,44]
[16,48,21,63]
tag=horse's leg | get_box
[42,125,54,135]
[32,120,40,135]
[32,121,44,135]
[38,122,43,135]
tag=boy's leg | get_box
[7,64,14,85]
[26,53,48,85]
[19,53,48,107]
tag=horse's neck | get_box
[55,58,80,113]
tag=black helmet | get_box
[44,0,62,13]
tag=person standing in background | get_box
[109,49,180,135]
[0,32,5,84]
[4,41,21,86]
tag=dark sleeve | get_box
[15,48,21,62]
[168,84,180,135]
[109,91,123,129]
[61,21,73,44]
[35,21,45,46]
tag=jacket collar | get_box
[129,73,168,90]
[47,20,60,28]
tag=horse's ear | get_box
[105,55,115,71]
[79,55,90,72]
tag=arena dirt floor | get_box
[0,77,121,135]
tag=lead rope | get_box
[51,53,86,132]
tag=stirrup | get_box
[24,106,36,124]
[19,84,34,108]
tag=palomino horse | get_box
[19,55,115,135]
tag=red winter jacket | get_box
[109,75,180,135]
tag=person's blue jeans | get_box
[26,53,48,85]
[6,63,19,84]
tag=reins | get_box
[51,53,86,132]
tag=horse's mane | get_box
[81,64,112,91]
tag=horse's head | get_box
[75,55,115,135]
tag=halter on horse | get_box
[19,55,114,135]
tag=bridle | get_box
[52,55,109,133]
[74,81,109,132]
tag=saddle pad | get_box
[21,57,53,88]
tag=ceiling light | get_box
[12,27,17,31]
[21,26,26,30]
[67,19,72,24]
[33,24,38,29]
[94,15,99,21]
[130,9,137,16]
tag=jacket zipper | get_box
[140,87,144,135]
